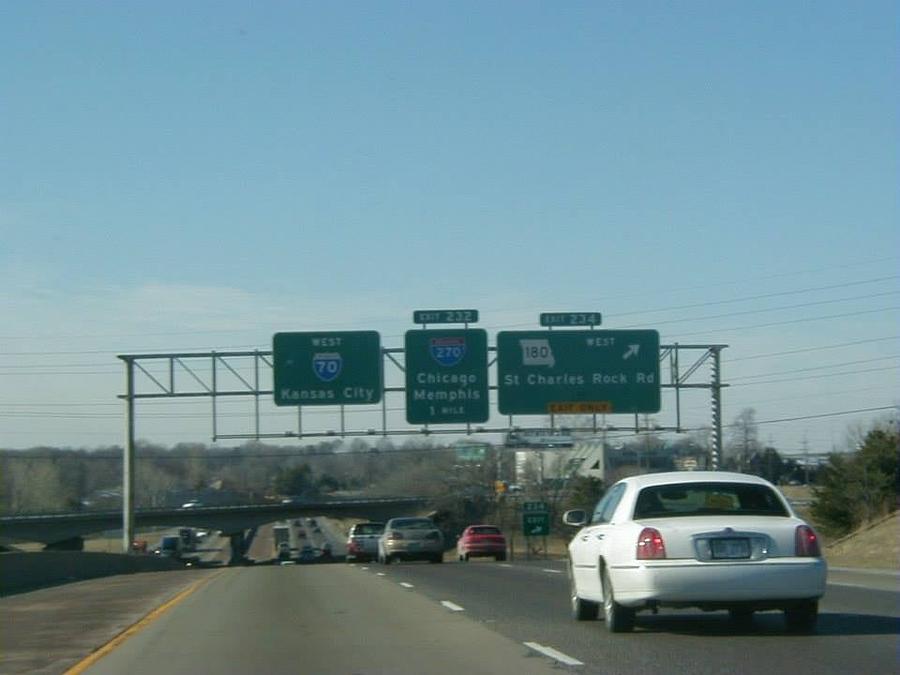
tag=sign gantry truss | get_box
[118,343,725,441]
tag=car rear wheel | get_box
[569,570,598,621]
[430,554,443,564]
[602,567,635,632]
[784,600,818,634]
[495,552,506,562]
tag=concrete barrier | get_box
[0,551,186,595]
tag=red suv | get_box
[457,525,507,562]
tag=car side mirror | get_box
[563,509,587,527]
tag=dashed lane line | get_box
[441,601,465,612]
[399,582,415,588]
[523,642,584,667]
[542,568,563,574]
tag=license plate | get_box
[407,542,420,550]
[711,538,750,559]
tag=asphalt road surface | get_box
[2,540,896,674]
[81,564,560,675]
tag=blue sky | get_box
[1,1,897,452]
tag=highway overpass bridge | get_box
[0,497,430,562]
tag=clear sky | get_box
[2,1,897,453]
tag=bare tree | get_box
[728,408,759,471]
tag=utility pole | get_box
[802,435,810,486]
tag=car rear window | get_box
[391,518,433,529]
[470,526,501,535]
[353,523,384,535]
[633,482,789,519]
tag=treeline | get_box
[0,438,461,515]
[811,424,899,537]
[3,421,895,541]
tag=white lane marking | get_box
[523,642,584,667]
[376,572,386,577]
[499,563,513,568]
[542,568,563,574]
[399,582,414,588]
[441,601,465,612]
[360,566,369,570]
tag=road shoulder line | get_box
[64,570,224,674]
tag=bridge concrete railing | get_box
[0,497,430,546]
[0,551,185,596]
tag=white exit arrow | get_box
[622,344,640,360]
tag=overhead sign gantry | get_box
[119,310,727,555]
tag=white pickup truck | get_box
[345,522,384,563]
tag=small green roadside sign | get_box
[497,330,660,415]
[405,329,489,424]
[522,512,550,537]
[273,331,382,406]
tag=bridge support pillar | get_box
[228,532,247,566]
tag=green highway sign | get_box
[272,331,382,406]
[497,330,660,415]
[405,329,489,424]
[523,501,549,513]
[454,442,489,463]
[539,312,602,327]
[413,309,479,324]
[522,511,550,537]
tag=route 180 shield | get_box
[430,337,466,367]
[312,352,342,382]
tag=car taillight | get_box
[388,532,404,541]
[795,525,821,557]
[636,527,666,560]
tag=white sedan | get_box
[564,471,826,633]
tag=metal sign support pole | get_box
[122,358,136,554]
[211,353,218,440]
[711,347,723,470]
[254,351,261,440]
